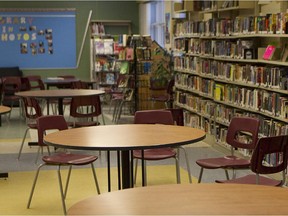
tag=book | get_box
[280,44,288,62]
[262,45,276,60]
[120,61,129,74]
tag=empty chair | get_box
[133,110,180,186]
[69,95,105,127]
[196,116,260,183]
[216,135,288,186]
[149,78,174,109]
[25,75,45,90]
[165,108,192,183]
[1,76,22,118]
[18,97,43,160]
[27,115,100,215]
[113,88,134,124]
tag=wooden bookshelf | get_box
[172,0,288,161]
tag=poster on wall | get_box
[0,8,76,69]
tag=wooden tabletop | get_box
[44,124,206,150]
[0,105,11,114]
[15,89,105,99]
[68,183,288,215]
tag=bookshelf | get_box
[172,0,288,158]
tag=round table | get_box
[0,105,11,126]
[67,183,288,215]
[44,124,206,189]
[16,89,104,115]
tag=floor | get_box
[0,102,254,184]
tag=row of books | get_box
[176,92,288,137]
[175,80,288,121]
[174,57,288,90]
[94,58,130,74]
[174,12,288,37]
[174,38,256,60]
[136,61,153,75]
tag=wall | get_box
[0,1,139,80]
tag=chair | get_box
[196,116,260,183]
[113,88,134,124]
[50,76,76,114]
[149,78,174,109]
[25,75,45,90]
[109,74,131,113]
[133,110,180,186]
[18,97,43,160]
[1,76,22,118]
[216,135,288,186]
[165,108,192,183]
[69,95,105,127]
[27,115,100,215]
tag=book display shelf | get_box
[172,0,288,161]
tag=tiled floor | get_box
[0,103,253,183]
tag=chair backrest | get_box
[26,75,45,90]
[70,95,102,118]
[37,115,68,146]
[226,116,260,150]
[22,97,42,120]
[166,108,184,126]
[134,110,174,125]
[2,76,22,94]
[71,80,89,89]
[250,135,288,176]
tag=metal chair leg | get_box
[27,163,46,209]
[178,146,192,183]
[90,163,100,194]
[225,169,230,180]
[57,166,67,215]
[175,157,181,184]
[64,165,72,198]
[134,158,138,185]
[18,127,29,160]
[198,167,204,183]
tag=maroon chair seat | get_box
[133,148,177,160]
[196,116,260,183]
[216,135,288,187]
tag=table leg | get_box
[141,150,145,187]
[121,150,132,189]
[0,115,2,127]
[58,98,64,115]
[107,151,111,192]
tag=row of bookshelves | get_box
[174,12,288,37]
[174,57,288,91]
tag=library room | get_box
[1,0,288,215]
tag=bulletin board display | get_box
[0,9,76,69]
